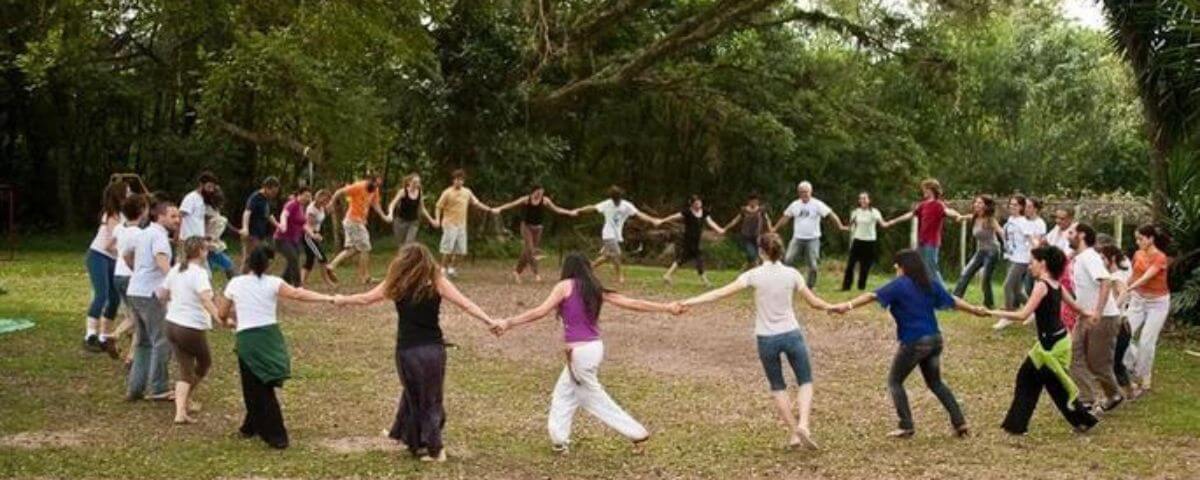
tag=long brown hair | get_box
[758,233,785,262]
[102,181,128,220]
[178,237,208,273]
[383,243,441,302]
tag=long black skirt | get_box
[390,343,447,456]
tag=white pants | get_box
[548,341,648,446]
[1124,292,1171,383]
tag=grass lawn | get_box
[2,241,1199,479]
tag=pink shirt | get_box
[560,280,600,343]
[274,199,306,243]
[915,200,947,247]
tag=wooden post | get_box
[910,217,919,249]
[960,218,968,270]
[1114,214,1124,249]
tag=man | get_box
[122,198,181,401]
[239,177,281,270]
[433,169,497,278]
[572,186,663,284]
[328,174,390,284]
[882,178,964,284]
[771,181,845,289]
[1069,223,1125,413]
[180,171,218,241]
[1044,208,1077,254]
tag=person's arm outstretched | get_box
[770,212,791,233]
[543,197,577,217]
[722,213,742,232]
[797,283,838,311]
[436,275,499,328]
[705,215,727,235]
[501,280,571,330]
[494,195,529,214]
[279,283,336,304]
[681,280,747,308]
[335,282,389,306]
[990,281,1048,321]
[883,210,914,229]
[469,191,499,215]
[604,291,681,314]
[420,196,439,227]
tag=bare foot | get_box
[512,271,522,284]
[787,432,803,449]
[631,436,650,455]
[173,415,196,425]
[795,427,819,450]
[661,274,673,285]
[887,429,915,439]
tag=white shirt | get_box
[1045,223,1075,253]
[88,214,118,258]
[849,207,883,241]
[179,190,207,240]
[306,204,326,231]
[1025,217,1047,245]
[595,199,639,242]
[1072,248,1120,317]
[1003,217,1031,263]
[783,198,832,240]
[224,274,286,332]
[127,223,173,298]
[164,263,214,330]
[114,222,142,277]
[736,262,805,336]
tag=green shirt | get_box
[850,208,883,241]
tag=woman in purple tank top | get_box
[496,253,684,455]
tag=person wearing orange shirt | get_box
[328,175,391,284]
[1118,224,1172,397]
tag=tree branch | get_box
[749,8,902,55]
[569,0,656,46]
[211,118,322,164]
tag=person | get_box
[1066,224,1124,413]
[678,233,840,449]
[493,253,682,455]
[1097,244,1135,397]
[387,174,438,247]
[571,186,664,284]
[882,179,964,284]
[495,184,575,283]
[1024,198,1049,249]
[988,246,1099,435]
[301,189,338,286]
[831,249,985,438]
[433,169,498,278]
[722,193,769,269]
[202,186,236,281]
[1119,224,1172,398]
[840,192,886,291]
[952,195,1003,309]
[112,194,148,366]
[273,187,312,287]
[180,171,218,242]
[160,237,225,425]
[329,175,391,284]
[335,244,502,462]
[123,198,182,401]
[995,195,1031,329]
[239,177,281,270]
[659,195,726,287]
[771,181,845,289]
[219,246,336,450]
[1045,208,1077,253]
[83,180,129,357]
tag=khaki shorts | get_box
[600,239,622,259]
[343,221,372,252]
[440,225,468,255]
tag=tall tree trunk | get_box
[1149,145,1170,222]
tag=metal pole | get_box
[1114,214,1124,249]
[910,217,918,249]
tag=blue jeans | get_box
[85,250,119,319]
[919,245,943,284]
[739,236,759,266]
[126,295,171,397]
[785,238,821,288]
[208,251,235,276]
[756,330,813,391]
[953,249,997,308]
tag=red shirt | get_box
[915,200,947,247]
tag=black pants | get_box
[887,335,965,430]
[303,235,327,271]
[277,240,302,287]
[842,239,876,291]
[1001,356,1099,435]
[391,343,447,457]
[238,358,289,449]
[1114,320,1133,388]
[675,241,705,275]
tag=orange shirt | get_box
[345,181,380,223]
[1131,249,1169,297]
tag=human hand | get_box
[332,294,345,306]
[667,302,688,316]
[973,306,990,318]
[829,302,851,315]
[432,220,441,229]
[489,319,509,337]
[239,229,249,238]
[569,209,580,217]
[313,233,324,242]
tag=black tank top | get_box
[394,292,442,349]
[523,198,545,226]
[398,190,421,222]
[1034,280,1066,350]
[682,208,707,245]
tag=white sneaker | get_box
[992,318,1016,330]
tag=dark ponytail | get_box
[247,245,275,277]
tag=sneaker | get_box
[887,429,915,439]
[1102,396,1125,412]
[99,338,120,359]
[551,444,569,455]
[83,335,102,353]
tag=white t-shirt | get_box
[735,262,805,336]
[1045,223,1075,254]
[114,222,142,277]
[127,223,174,298]
[179,190,207,240]
[306,204,326,230]
[783,198,832,240]
[88,214,118,258]
[849,207,883,241]
[164,263,214,330]
[1072,248,1121,317]
[1003,217,1031,264]
[224,274,286,332]
[1025,217,1047,245]
[595,199,639,242]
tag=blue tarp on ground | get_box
[0,318,34,336]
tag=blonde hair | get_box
[382,243,441,302]
[178,237,208,272]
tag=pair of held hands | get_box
[483,302,691,338]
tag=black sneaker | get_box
[83,335,102,353]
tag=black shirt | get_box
[245,191,273,240]
[682,208,708,246]
[395,293,443,349]
[523,198,546,226]
[398,190,421,222]
[1034,280,1066,350]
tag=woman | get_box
[112,194,148,366]
[661,195,726,286]
[336,243,501,462]
[302,189,338,286]
[496,184,575,283]
[83,180,129,357]
[883,179,963,284]
[833,250,984,438]
[1119,224,1171,397]
[1022,198,1048,294]
[387,174,438,246]
[722,193,768,269]
[679,233,839,449]
[951,195,1003,308]
[273,187,312,287]
[841,192,886,291]
[989,246,1099,435]
[1098,244,1134,395]
[202,187,236,281]
[219,246,336,449]
[495,253,681,454]
[995,195,1031,330]
[159,237,224,424]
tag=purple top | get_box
[560,280,601,343]
[274,198,306,243]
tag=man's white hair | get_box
[797,181,813,191]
